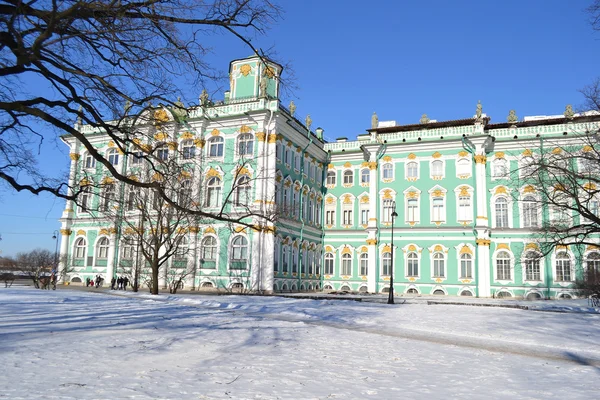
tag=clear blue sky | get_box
[1,0,598,256]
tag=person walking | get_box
[110,277,116,290]
[117,276,123,290]
[123,277,129,291]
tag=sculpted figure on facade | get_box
[507,109,518,124]
[420,113,430,124]
[259,73,268,98]
[305,114,312,130]
[289,100,296,117]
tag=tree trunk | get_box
[151,259,159,295]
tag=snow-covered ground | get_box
[1,287,600,399]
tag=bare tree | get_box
[14,249,56,288]
[0,0,282,215]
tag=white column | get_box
[58,229,72,282]
[106,231,117,286]
[474,154,491,297]
[476,236,491,297]
[186,231,198,290]
[366,160,379,292]
[474,155,489,226]
[262,231,275,293]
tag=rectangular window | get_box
[407,162,418,179]
[361,209,369,225]
[497,259,511,280]
[407,199,419,223]
[432,198,444,222]
[326,210,335,225]
[343,210,353,225]
[382,199,393,223]
[458,196,471,221]
[525,259,540,281]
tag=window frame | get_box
[208,136,224,158]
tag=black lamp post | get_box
[387,201,398,304]
[52,230,59,282]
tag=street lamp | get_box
[52,230,59,284]
[388,201,398,304]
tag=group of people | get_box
[85,275,103,288]
[110,276,129,290]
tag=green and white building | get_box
[58,55,600,298]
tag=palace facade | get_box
[58,55,600,298]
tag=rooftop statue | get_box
[170,96,188,122]
[289,100,296,117]
[371,112,378,129]
[200,89,209,106]
[306,114,312,131]
[507,110,518,124]
[476,100,482,119]
[564,104,575,119]
[420,114,430,124]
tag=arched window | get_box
[238,133,253,156]
[341,253,352,276]
[181,140,195,159]
[156,144,169,161]
[460,253,472,279]
[587,252,600,280]
[234,176,251,206]
[360,253,368,276]
[407,252,419,277]
[555,252,572,281]
[201,236,217,261]
[326,171,336,185]
[382,252,391,276]
[522,196,538,227]
[382,163,393,180]
[361,168,370,184]
[101,184,115,212]
[495,197,509,227]
[106,149,119,165]
[96,237,109,259]
[496,251,511,280]
[74,238,87,259]
[431,160,443,177]
[493,158,508,178]
[84,152,96,169]
[407,162,418,179]
[282,246,289,272]
[230,236,248,269]
[208,137,224,158]
[524,252,541,281]
[343,170,353,185]
[205,177,221,207]
[433,252,445,278]
[324,253,334,275]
